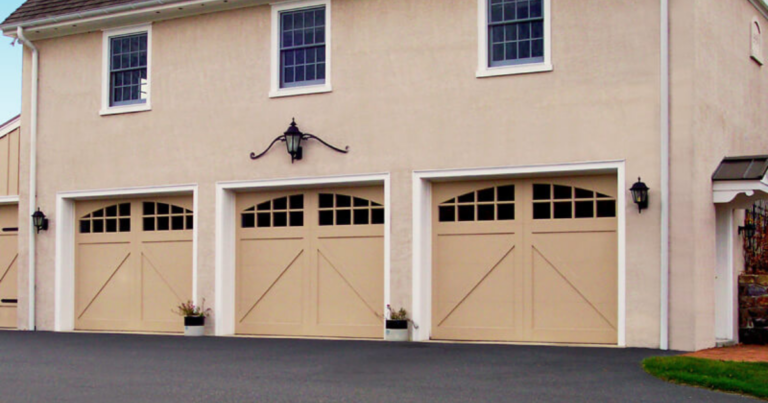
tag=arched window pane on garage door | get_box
[438,185,516,222]
[532,184,616,220]
[241,195,305,228]
[318,193,384,226]
[80,203,131,233]
[143,202,193,231]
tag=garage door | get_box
[236,186,385,338]
[0,205,17,328]
[432,175,618,344]
[75,196,193,333]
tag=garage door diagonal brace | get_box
[78,252,131,320]
[141,251,185,303]
[0,254,17,284]
[437,245,515,328]
[532,246,616,330]
[317,249,383,320]
[239,250,304,324]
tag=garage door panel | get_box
[316,251,382,329]
[236,186,384,339]
[238,254,305,335]
[0,205,18,328]
[140,243,192,327]
[315,236,383,315]
[433,176,618,344]
[75,197,193,333]
[531,248,616,333]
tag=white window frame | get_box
[477,0,553,78]
[270,0,332,98]
[100,24,153,116]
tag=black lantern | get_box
[283,119,304,162]
[31,208,48,233]
[739,223,757,239]
[629,177,649,213]
[251,118,349,163]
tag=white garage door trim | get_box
[55,184,198,332]
[412,161,627,346]
[215,173,391,337]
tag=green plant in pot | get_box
[386,305,411,342]
[174,300,211,337]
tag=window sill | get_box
[476,63,553,78]
[100,103,152,116]
[269,84,332,99]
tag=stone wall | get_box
[739,274,768,344]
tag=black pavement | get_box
[0,331,756,402]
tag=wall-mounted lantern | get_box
[251,119,349,163]
[739,223,757,240]
[31,208,49,233]
[629,177,649,213]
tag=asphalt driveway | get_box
[0,331,756,402]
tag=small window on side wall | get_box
[478,0,552,77]
[102,25,152,115]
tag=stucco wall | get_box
[669,0,768,351]
[16,0,663,347]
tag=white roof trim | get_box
[0,116,20,140]
[713,173,768,203]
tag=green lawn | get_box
[643,356,768,400]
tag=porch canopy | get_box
[713,155,768,207]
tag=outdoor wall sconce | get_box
[250,119,349,163]
[31,208,49,233]
[629,177,650,213]
[739,223,757,239]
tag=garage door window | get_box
[318,193,384,226]
[242,195,304,228]
[532,184,616,220]
[80,203,131,233]
[439,185,516,223]
[143,202,194,231]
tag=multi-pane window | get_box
[143,202,193,231]
[438,186,516,223]
[280,7,326,88]
[532,184,616,220]
[318,194,384,226]
[80,203,131,234]
[109,33,148,106]
[488,0,544,67]
[242,195,305,228]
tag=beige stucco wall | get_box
[16,0,666,347]
[669,0,768,351]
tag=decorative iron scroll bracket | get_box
[250,119,349,163]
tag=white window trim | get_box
[269,0,332,98]
[476,0,553,78]
[100,24,153,116]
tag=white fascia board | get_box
[0,116,20,140]
[712,180,768,203]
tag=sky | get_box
[0,0,24,125]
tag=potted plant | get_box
[385,305,411,342]
[174,300,211,337]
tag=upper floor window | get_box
[270,0,332,98]
[477,0,552,77]
[281,7,326,88]
[101,25,152,115]
[110,33,148,106]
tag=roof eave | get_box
[2,0,268,40]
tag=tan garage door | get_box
[75,196,193,333]
[236,186,385,338]
[432,175,618,344]
[0,205,17,328]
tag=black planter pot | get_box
[184,316,205,327]
[386,319,408,330]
